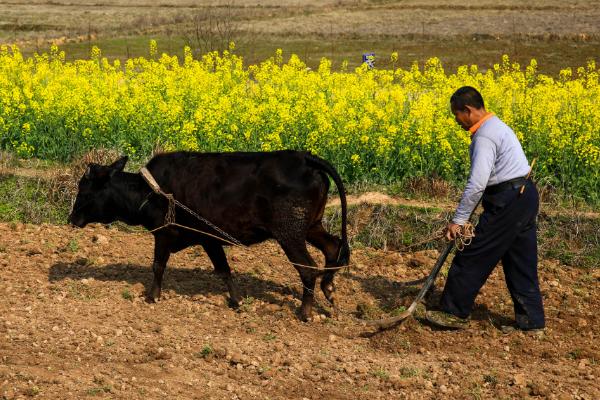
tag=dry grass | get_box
[0,151,17,175]
[323,201,600,269]
[248,7,600,38]
[47,148,122,208]
[402,176,453,200]
[6,1,600,42]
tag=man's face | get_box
[451,105,472,131]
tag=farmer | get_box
[424,86,545,334]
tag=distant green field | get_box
[42,34,600,76]
[2,0,599,74]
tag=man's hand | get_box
[445,223,462,241]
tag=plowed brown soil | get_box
[0,222,598,399]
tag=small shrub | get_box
[371,368,389,380]
[198,344,213,358]
[121,288,133,301]
[68,238,79,252]
[483,373,498,386]
[399,366,419,378]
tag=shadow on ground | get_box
[353,272,515,327]
[48,261,298,308]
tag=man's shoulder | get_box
[477,116,512,140]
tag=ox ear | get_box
[84,163,105,180]
[109,156,128,177]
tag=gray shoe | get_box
[425,310,469,329]
[501,324,545,338]
[414,303,427,319]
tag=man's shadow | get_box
[351,272,514,327]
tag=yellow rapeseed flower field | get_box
[0,44,598,201]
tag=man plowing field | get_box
[424,86,545,335]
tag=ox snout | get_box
[68,212,87,228]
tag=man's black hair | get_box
[450,86,485,111]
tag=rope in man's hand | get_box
[397,220,476,252]
[434,222,476,251]
[453,222,475,251]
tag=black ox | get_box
[69,150,350,321]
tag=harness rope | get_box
[399,223,475,252]
[138,167,475,273]
[136,166,481,320]
[141,160,533,322]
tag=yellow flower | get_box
[0,47,596,199]
[149,40,157,58]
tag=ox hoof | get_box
[146,293,160,303]
[299,309,313,322]
[228,297,243,309]
[299,314,310,322]
[147,285,161,303]
[326,297,335,308]
[321,282,335,305]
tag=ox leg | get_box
[203,243,242,308]
[307,223,342,306]
[149,234,172,302]
[279,241,319,322]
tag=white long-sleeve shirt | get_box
[452,115,531,224]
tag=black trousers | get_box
[440,180,545,329]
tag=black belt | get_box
[484,177,528,195]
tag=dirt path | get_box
[0,222,598,399]
[327,191,454,210]
[329,191,600,220]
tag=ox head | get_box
[69,156,128,228]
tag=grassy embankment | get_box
[1,154,597,270]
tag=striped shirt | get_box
[452,115,531,224]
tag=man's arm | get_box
[446,136,496,239]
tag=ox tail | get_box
[305,153,350,266]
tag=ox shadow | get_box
[48,260,313,314]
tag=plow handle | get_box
[410,241,455,306]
